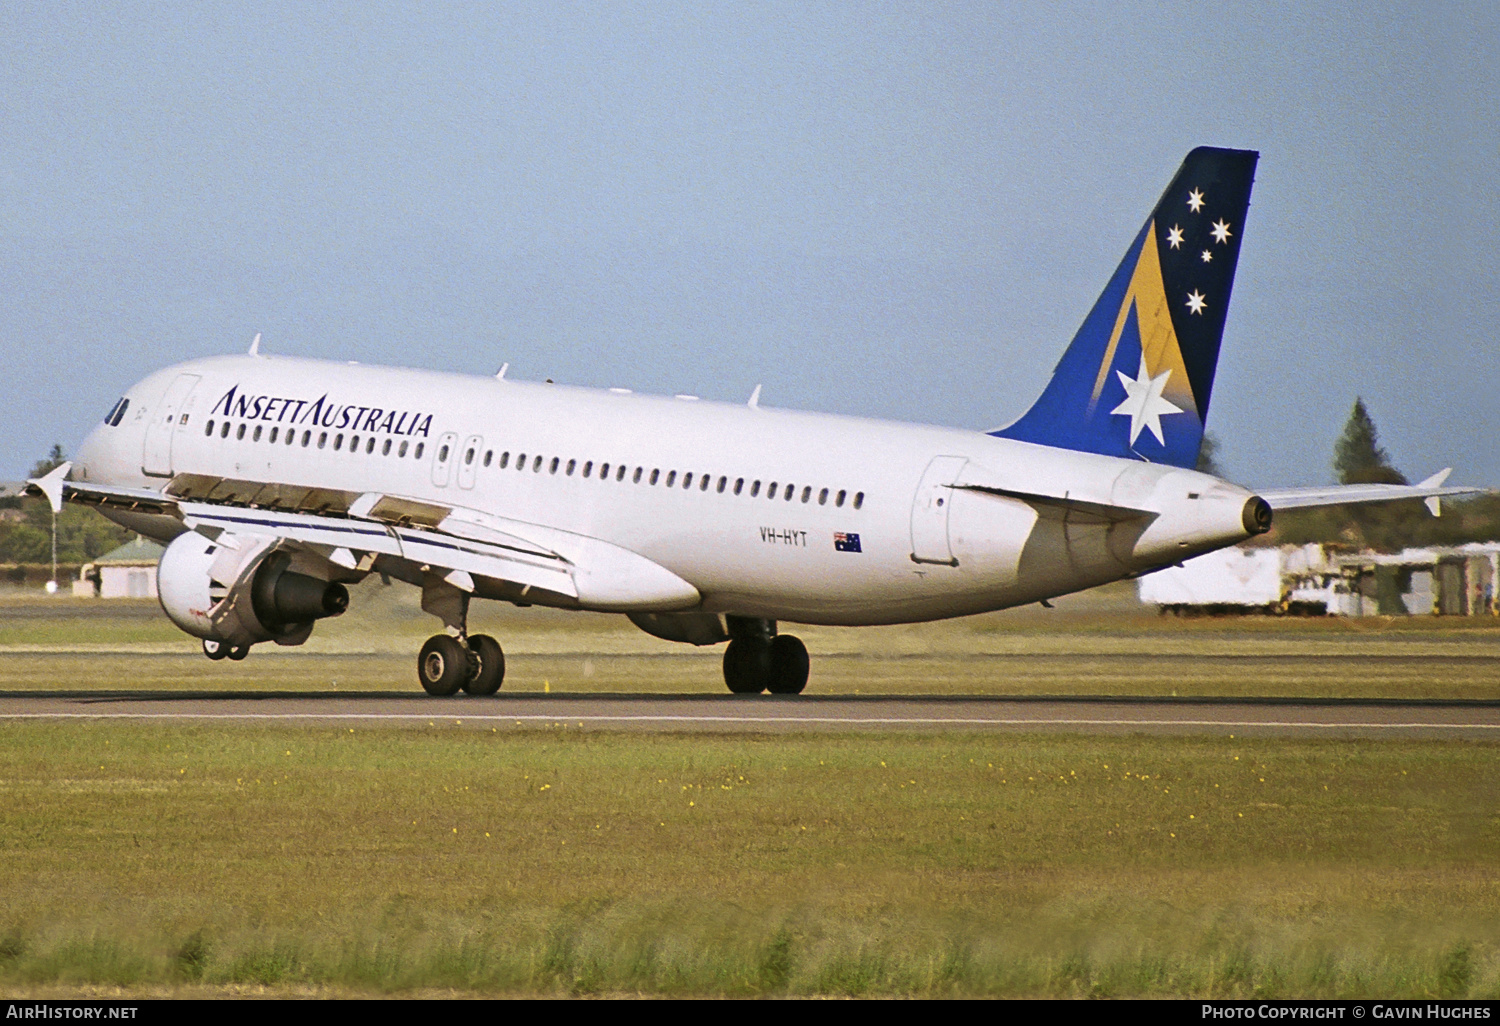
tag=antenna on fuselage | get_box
[496,362,509,380]
[748,384,762,409]
[248,333,262,357]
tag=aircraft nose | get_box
[71,423,112,481]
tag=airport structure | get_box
[1139,543,1500,616]
[72,536,164,599]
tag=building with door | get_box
[73,536,165,598]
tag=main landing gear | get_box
[722,616,809,695]
[416,575,505,697]
[202,639,249,661]
[417,633,505,696]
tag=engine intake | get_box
[251,552,349,628]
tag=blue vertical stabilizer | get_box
[992,147,1258,468]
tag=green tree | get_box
[0,445,132,566]
[1334,399,1407,485]
[29,443,67,479]
[1195,431,1225,477]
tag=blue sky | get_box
[1,1,1495,486]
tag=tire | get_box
[202,639,228,661]
[723,638,771,694]
[418,634,468,696]
[226,644,250,661]
[463,634,505,696]
[767,634,809,695]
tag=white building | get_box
[73,536,164,599]
[1139,543,1500,617]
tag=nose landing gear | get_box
[722,616,808,695]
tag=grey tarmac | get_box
[1,691,1498,738]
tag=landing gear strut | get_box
[722,616,808,695]
[416,576,505,696]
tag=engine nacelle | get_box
[157,532,349,648]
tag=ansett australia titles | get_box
[210,385,434,437]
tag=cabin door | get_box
[909,455,967,566]
[141,373,202,477]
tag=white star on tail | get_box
[1166,225,1185,249]
[1211,218,1232,244]
[1186,289,1207,314]
[1187,188,1206,213]
[1111,353,1183,446]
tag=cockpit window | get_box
[103,398,129,427]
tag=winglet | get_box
[1420,469,1451,517]
[248,332,261,357]
[748,384,762,409]
[26,462,72,514]
[496,362,509,380]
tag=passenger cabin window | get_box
[236,424,246,440]
[566,459,576,475]
[253,426,262,442]
[221,422,231,439]
[854,491,864,509]
[465,447,475,466]
[270,427,279,443]
[205,420,215,437]
[484,450,493,467]
[414,443,425,459]
[382,439,392,455]
[398,441,408,457]
[500,452,510,469]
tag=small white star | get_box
[1186,290,1207,315]
[1166,225,1185,249]
[1211,219,1232,244]
[1111,352,1183,446]
[1200,249,1213,263]
[1187,188,1206,213]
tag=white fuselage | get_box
[72,354,1258,626]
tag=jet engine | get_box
[157,531,349,649]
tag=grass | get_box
[0,723,1497,996]
[2,579,1498,698]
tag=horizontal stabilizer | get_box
[955,484,1156,525]
[1258,470,1482,514]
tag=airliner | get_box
[28,148,1476,696]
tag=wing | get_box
[1258,469,1484,516]
[28,467,700,612]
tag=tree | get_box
[1195,431,1225,477]
[29,443,67,480]
[1333,399,1407,485]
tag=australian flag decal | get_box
[833,532,862,553]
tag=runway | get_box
[2,691,1499,738]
